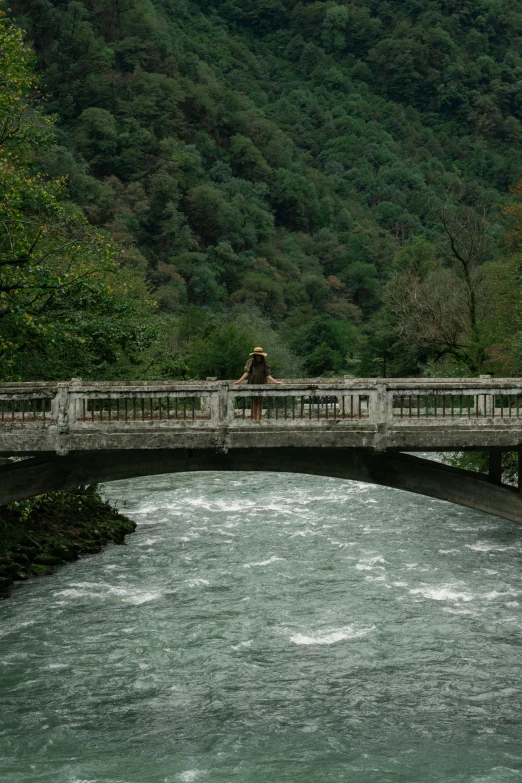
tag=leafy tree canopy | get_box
[0,9,156,380]
[6,0,522,378]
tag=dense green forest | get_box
[3,0,522,380]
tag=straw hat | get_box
[250,346,268,356]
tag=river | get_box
[1,472,522,782]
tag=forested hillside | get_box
[5,0,522,379]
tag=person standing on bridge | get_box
[234,347,282,420]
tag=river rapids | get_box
[1,472,522,782]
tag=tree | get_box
[186,322,254,379]
[185,185,230,248]
[382,214,492,373]
[229,134,272,181]
[73,107,118,173]
[383,246,469,363]
[294,314,359,375]
[9,0,522,384]
[0,11,155,380]
[438,195,490,336]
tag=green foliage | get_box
[444,451,519,487]
[186,322,254,379]
[0,10,158,381]
[6,0,522,378]
[293,315,360,375]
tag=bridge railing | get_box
[0,383,56,425]
[68,382,222,428]
[2,379,522,429]
[391,389,522,419]
[231,385,371,422]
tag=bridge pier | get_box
[489,449,503,484]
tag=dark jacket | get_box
[244,357,271,384]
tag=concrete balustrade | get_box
[1,377,522,456]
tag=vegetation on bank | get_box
[3,1,522,381]
[0,486,136,599]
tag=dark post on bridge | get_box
[1,377,522,524]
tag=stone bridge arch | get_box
[2,448,522,525]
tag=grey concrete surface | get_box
[2,379,522,522]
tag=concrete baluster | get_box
[373,383,389,451]
[203,377,217,420]
[215,381,232,426]
[50,381,72,455]
[52,382,70,431]
[343,375,354,420]
[480,376,494,417]
[373,383,389,424]
[69,378,83,428]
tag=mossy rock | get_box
[49,544,78,561]
[80,541,102,554]
[0,562,21,578]
[20,535,40,549]
[30,564,51,575]
[11,544,38,559]
[11,552,31,566]
[34,554,66,566]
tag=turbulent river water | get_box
[1,473,522,783]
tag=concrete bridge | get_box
[1,377,522,524]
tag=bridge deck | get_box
[1,378,522,455]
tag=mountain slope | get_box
[9,0,522,376]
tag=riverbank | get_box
[0,486,136,599]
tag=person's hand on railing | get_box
[267,376,283,385]
[234,373,248,385]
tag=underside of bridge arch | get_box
[2,448,522,525]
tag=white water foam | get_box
[466,542,515,553]
[290,625,375,645]
[484,590,521,600]
[0,619,36,639]
[356,555,386,571]
[243,556,285,568]
[53,584,162,605]
[410,586,473,602]
[442,607,476,615]
[185,498,250,512]
[231,640,253,650]
[185,578,210,587]
[136,537,163,547]
[290,529,321,538]
[178,771,206,782]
